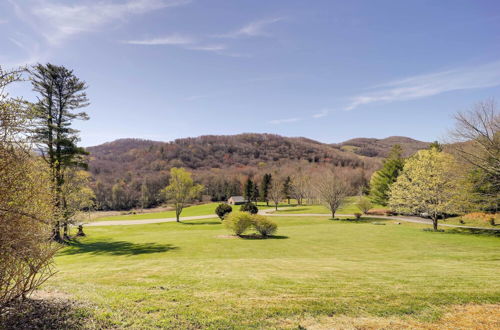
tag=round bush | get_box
[224,212,254,236]
[252,215,277,237]
[240,202,258,214]
[215,203,232,220]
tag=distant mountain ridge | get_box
[336,136,430,158]
[87,133,429,180]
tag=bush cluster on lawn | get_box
[463,212,498,225]
[366,208,393,216]
[224,212,277,237]
[252,214,278,236]
[239,202,258,214]
[215,203,232,220]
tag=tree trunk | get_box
[63,223,70,240]
[52,221,62,242]
[275,203,278,211]
[331,211,335,219]
[176,206,181,222]
[432,217,438,231]
[287,198,290,204]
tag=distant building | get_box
[228,196,246,205]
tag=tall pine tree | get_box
[369,145,405,206]
[260,173,272,205]
[243,177,254,203]
[31,63,89,241]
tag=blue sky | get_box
[1,0,499,146]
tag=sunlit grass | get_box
[49,216,500,328]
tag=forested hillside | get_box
[337,136,430,157]
[87,133,428,210]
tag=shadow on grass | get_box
[328,217,387,224]
[60,240,178,256]
[445,228,500,237]
[180,220,221,226]
[238,234,289,240]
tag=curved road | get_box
[86,208,499,231]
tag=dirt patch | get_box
[278,304,500,329]
[0,290,112,330]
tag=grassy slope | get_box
[273,197,385,215]
[96,202,278,221]
[50,217,500,328]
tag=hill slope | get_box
[86,133,429,210]
[336,136,430,157]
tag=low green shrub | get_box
[224,212,254,236]
[240,202,258,214]
[252,215,277,237]
[215,203,232,220]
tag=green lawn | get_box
[273,197,385,215]
[95,202,283,221]
[95,197,381,221]
[95,203,221,221]
[48,216,500,328]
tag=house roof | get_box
[228,196,245,202]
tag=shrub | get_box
[463,212,498,225]
[354,212,362,220]
[215,203,232,220]
[356,196,372,214]
[240,202,258,214]
[366,208,393,216]
[252,215,277,237]
[224,212,254,236]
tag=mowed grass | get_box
[96,202,280,221]
[273,197,385,215]
[94,203,220,221]
[48,216,500,328]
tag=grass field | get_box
[94,197,378,222]
[95,202,286,221]
[272,197,385,215]
[47,216,500,328]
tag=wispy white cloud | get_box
[186,44,226,52]
[3,34,46,67]
[13,0,190,45]
[0,19,8,24]
[124,34,194,45]
[346,60,500,110]
[268,117,301,124]
[312,109,330,118]
[124,34,233,55]
[216,17,285,38]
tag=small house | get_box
[228,196,246,205]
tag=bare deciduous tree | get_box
[314,170,354,218]
[0,67,57,311]
[450,99,500,185]
[268,176,284,210]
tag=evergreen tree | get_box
[31,63,89,241]
[429,141,443,151]
[252,183,259,203]
[260,173,272,205]
[369,145,405,206]
[283,176,292,204]
[243,177,254,202]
